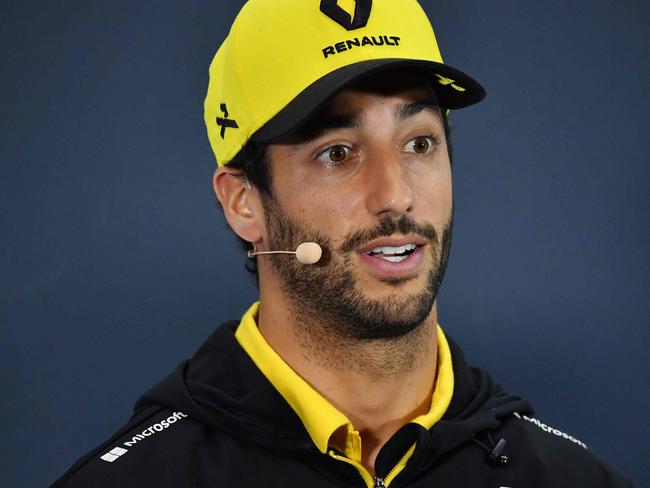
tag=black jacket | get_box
[52,321,632,487]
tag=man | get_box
[52,0,632,486]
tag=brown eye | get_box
[413,136,430,154]
[316,144,352,166]
[329,146,347,163]
[405,135,436,156]
[328,146,348,163]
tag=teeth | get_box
[368,243,417,255]
[379,255,408,263]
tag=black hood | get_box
[135,321,534,463]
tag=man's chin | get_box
[338,285,436,341]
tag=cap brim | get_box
[252,58,485,142]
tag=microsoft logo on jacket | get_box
[100,447,128,463]
[99,411,188,463]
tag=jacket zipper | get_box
[328,450,374,488]
[382,443,416,485]
[329,443,415,488]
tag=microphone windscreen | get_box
[295,242,322,265]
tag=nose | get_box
[364,149,414,218]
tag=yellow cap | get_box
[204,0,485,166]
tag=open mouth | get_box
[366,243,418,263]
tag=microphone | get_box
[247,242,322,265]
[488,438,508,465]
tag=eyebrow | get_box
[289,113,361,143]
[396,99,442,121]
[288,97,442,144]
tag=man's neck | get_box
[257,287,438,474]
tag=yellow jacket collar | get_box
[235,301,454,454]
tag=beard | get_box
[261,195,453,342]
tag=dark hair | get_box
[223,110,453,281]
[227,140,273,197]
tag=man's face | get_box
[260,70,453,341]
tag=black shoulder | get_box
[501,412,634,487]
[51,407,203,488]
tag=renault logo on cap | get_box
[320,0,372,31]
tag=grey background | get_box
[1,1,648,486]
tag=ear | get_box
[213,167,264,244]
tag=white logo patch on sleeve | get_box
[99,411,188,463]
[513,412,587,449]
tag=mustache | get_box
[339,215,439,253]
